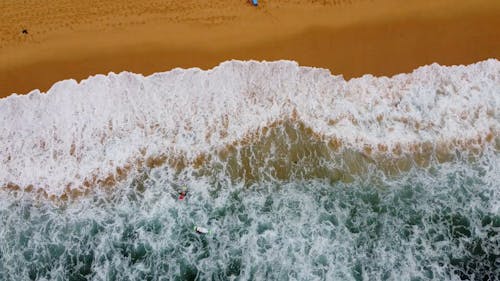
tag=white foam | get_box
[1,59,499,195]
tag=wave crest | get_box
[1,59,499,196]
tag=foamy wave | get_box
[1,59,499,195]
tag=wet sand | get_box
[1,0,499,97]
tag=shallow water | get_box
[1,60,499,280]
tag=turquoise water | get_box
[1,156,499,281]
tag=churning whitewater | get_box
[0,60,499,280]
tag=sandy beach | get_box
[1,0,499,97]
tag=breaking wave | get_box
[0,59,498,197]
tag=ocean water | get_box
[0,60,499,280]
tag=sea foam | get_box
[1,60,499,196]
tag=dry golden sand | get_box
[0,0,499,97]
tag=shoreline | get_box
[1,0,499,97]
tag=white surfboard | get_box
[194,226,210,234]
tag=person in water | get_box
[178,190,187,200]
[178,185,188,200]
